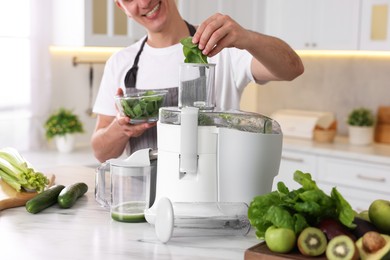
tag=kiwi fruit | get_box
[326,235,359,260]
[297,227,327,256]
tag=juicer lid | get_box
[109,148,151,167]
[159,107,282,134]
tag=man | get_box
[91,0,304,162]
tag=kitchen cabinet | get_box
[264,0,361,50]
[177,0,266,32]
[360,0,390,50]
[272,137,390,212]
[317,156,390,212]
[52,0,145,47]
[272,150,317,191]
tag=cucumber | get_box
[25,185,65,214]
[57,182,88,209]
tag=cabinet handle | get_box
[281,156,304,163]
[357,174,386,183]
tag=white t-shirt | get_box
[93,37,254,116]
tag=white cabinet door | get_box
[317,156,390,212]
[360,0,390,50]
[264,0,311,49]
[177,0,266,32]
[52,0,145,47]
[265,0,360,50]
[272,150,317,191]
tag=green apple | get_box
[369,199,390,233]
[265,226,296,253]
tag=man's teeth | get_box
[146,3,160,17]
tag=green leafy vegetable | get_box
[120,90,165,121]
[180,36,208,64]
[0,147,49,193]
[248,170,356,240]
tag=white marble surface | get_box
[21,146,101,169]
[283,136,390,165]
[0,166,260,260]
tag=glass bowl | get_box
[115,90,168,124]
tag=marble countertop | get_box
[283,136,390,165]
[21,146,101,169]
[0,166,260,260]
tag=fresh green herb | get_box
[0,147,49,193]
[180,37,208,64]
[120,91,165,120]
[347,107,375,126]
[44,108,84,140]
[248,170,356,240]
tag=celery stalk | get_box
[0,147,49,193]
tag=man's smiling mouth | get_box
[144,1,161,17]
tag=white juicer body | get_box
[145,108,283,225]
[154,121,219,203]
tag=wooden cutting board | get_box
[0,174,55,211]
[245,242,327,260]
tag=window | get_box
[0,1,31,110]
[0,1,50,151]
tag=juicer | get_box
[145,106,283,224]
[145,63,283,224]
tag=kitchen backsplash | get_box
[50,52,390,146]
[241,54,390,135]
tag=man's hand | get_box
[192,13,249,57]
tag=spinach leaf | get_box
[180,36,208,64]
[248,170,356,240]
[120,91,165,120]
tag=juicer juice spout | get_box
[179,107,199,176]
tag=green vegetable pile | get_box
[0,147,49,193]
[248,170,356,240]
[180,36,208,64]
[120,90,165,121]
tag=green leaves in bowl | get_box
[118,90,166,123]
[180,36,208,64]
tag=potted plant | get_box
[44,108,84,153]
[347,107,375,145]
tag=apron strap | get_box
[124,36,148,89]
[124,21,196,90]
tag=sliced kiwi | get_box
[326,235,359,260]
[297,227,327,256]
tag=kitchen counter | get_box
[21,146,101,169]
[283,136,390,165]
[0,166,259,260]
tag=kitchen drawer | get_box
[272,150,317,190]
[317,157,390,194]
[319,183,388,212]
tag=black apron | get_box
[124,21,196,154]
